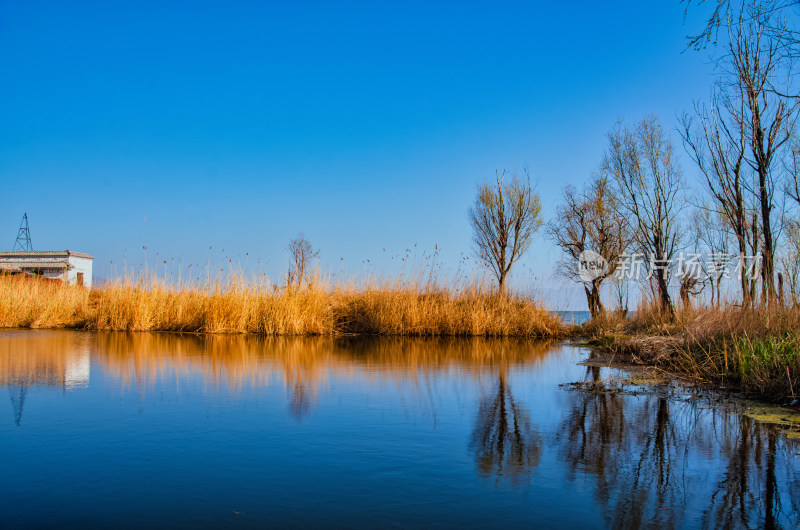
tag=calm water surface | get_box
[1,330,798,528]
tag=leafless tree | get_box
[684,0,800,65]
[603,116,684,317]
[681,92,754,305]
[676,209,720,312]
[287,233,319,290]
[785,135,800,207]
[693,207,732,307]
[547,174,631,318]
[725,3,797,306]
[468,170,542,293]
[685,1,797,306]
[780,218,800,304]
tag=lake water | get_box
[1,330,798,528]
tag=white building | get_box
[0,250,94,287]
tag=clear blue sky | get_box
[0,0,717,303]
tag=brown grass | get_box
[0,273,565,338]
[0,275,90,328]
[588,303,800,403]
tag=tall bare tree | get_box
[603,117,684,316]
[681,93,752,305]
[468,170,542,293]
[725,3,796,306]
[686,1,797,306]
[547,174,631,318]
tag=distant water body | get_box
[554,310,592,326]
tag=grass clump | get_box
[590,304,800,403]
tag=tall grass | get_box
[0,275,90,328]
[591,303,800,402]
[0,272,565,337]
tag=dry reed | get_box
[590,303,800,402]
[0,273,565,338]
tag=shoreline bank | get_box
[584,308,800,405]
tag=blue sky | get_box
[0,0,718,304]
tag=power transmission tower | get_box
[13,213,32,251]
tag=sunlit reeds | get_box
[0,275,90,329]
[0,272,565,337]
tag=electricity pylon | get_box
[13,213,32,251]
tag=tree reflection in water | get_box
[288,381,312,420]
[558,360,800,529]
[470,369,541,484]
[8,384,25,426]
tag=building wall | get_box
[40,268,68,282]
[67,256,93,288]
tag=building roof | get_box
[0,260,71,271]
[0,250,93,260]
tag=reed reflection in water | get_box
[90,332,553,410]
[0,330,798,528]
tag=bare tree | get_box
[780,218,800,304]
[686,1,797,306]
[547,174,631,318]
[603,116,684,317]
[684,0,800,67]
[785,135,800,207]
[468,170,542,293]
[681,92,753,305]
[694,207,732,307]
[725,3,797,306]
[676,209,720,312]
[287,233,319,290]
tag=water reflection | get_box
[0,332,90,425]
[0,331,798,527]
[0,331,90,389]
[471,370,541,484]
[558,362,800,528]
[90,332,553,402]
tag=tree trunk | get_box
[709,275,716,309]
[584,281,605,319]
[756,138,777,308]
[680,283,692,313]
[736,235,750,309]
[656,268,674,317]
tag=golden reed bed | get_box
[0,274,565,337]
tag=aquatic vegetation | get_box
[0,275,90,329]
[591,304,800,403]
[0,273,565,338]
